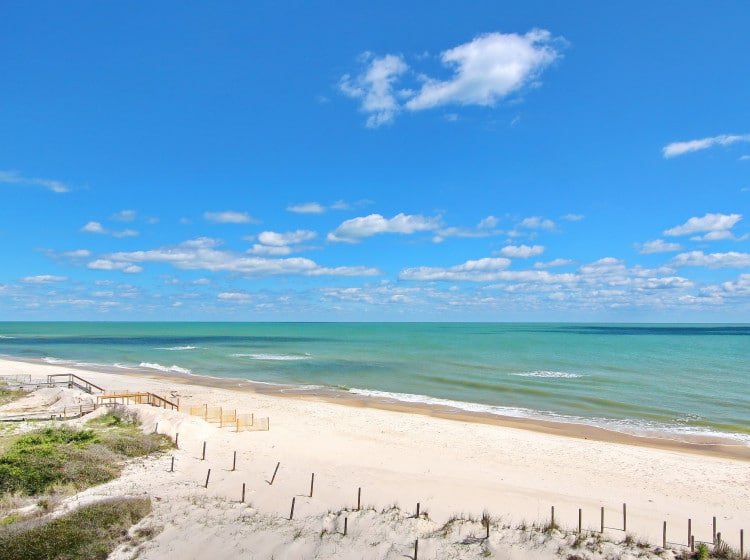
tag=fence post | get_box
[344,517,348,536]
[154,422,159,434]
[717,532,722,549]
[241,483,246,503]
[270,462,280,485]
[578,509,582,534]
[416,502,420,518]
[551,506,555,529]
[310,473,315,498]
[289,497,296,520]
[232,451,237,471]
[623,503,627,532]
[202,441,206,461]
[170,456,174,472]
[739,529,743,559]
[601,506,604,533]
[713,516,717,544]
[204,403,207,420]
[357,487,361,511]
[663,521,667,548]
[204,469,211,488]
[688,519,691,546]
[691,535,695,552]
[175,432,179,449]
[414,539,418,560]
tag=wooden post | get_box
[204,468,211,488]
[486,517,490,539]
[236,419,239,433]
[204,403,207,420]
[601,506,604,533]
[310,473,315,498]
[691,535,695,552]
[344,517,348,536]
[688,519,692,546]
[623,503,627,532]
[717,532,722,547]
[578,508,582,534]
[551,506,555,528]
[270,461,280,485]
[713,516,717,544]
[154,422,159,434]
[357,487,361,511]
[663,521,667,548]
[170,456,174,472]
[175,432,179,449]
[241,483,246,503]
[739,528,743,559]
[232,451,237,471]
[416,502,420,518]
[289,497,296,520]
[202,441,206,461]
[414,539,418,560]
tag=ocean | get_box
[0,322,748,444]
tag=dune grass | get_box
[0,497,151,560]
[0,408,173,497]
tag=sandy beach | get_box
[1,356,748,558]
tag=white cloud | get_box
[93,237,379,277]
[533,258,573,269]
[340,53,408,127]
[62,249,92,258]
[203,211,256,224]
[405,30,560,111]
[218,292,251,302]
[87,259,143,273]
[0,170,70,193]
[287,202,326,214]
[520,216,555,230]
[477,215,499,229]
[672,251,750,269]
[562,213,584,222]
[400,257,512,281]
[498,244,544,258]
[112,209,136,222]
[247,244,293,256]
[328,213,441,243]
[22,275,67,284]
[340,30,561,126]
[663,134,750,158]
[258,230,317,246]
[81,221,139,238]
[637,239,682,254]
[82,221,105,234]
[740,155,750,161]
[664,213,742,240]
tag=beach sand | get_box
[1,356,748,559]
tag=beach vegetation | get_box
[696,543,710,560]
[0,408,172,497]
[0,385,26,406]
[0,497,151,560]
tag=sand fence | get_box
[186,403,269,431]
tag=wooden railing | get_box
[98,391,179,410]
[47,373,105,394]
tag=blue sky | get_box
[1,1,748,321]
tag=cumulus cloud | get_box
[203,211,257,224]
[90,237,379,277]
[61,249,92,258]
[400,257,513,281]
[328,213,441,243]
[22,275,67,284]
[405,30,560,111]
[112,209,136,222]
[562,213,584,222]
[663,134,750,158]
[218,292,251,302]
[533,258,573,269]
[664,213,742,240]
[81,221,138,238]
[498,244,544,258]
[0,170,70,193]
[340,30,562,127]
[340,53,409,127]
[258,230,317,246]
[287,202,326,214]
[87,259,143,273]
[637,239,682,254]
[519,216,556,230]
[672,251,750,269]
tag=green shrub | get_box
[0,497,151,560]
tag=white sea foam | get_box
[155,346,199,351]
[231,353,311,361]
[511,370,581,379]
[42,356,75,365]
[139,362,192,375]
[0,335,15,339]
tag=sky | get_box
[0,1,749,321]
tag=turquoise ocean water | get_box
[0,322,748,444]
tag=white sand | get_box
[1,357,748,559]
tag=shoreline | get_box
[6,354,750,461]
